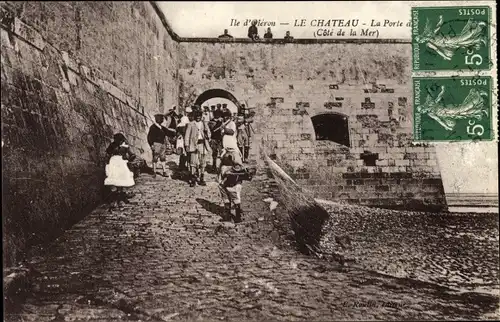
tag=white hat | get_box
[178,115,189,127]
[185,107,192,113]
[221,144,243,165]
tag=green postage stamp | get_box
[412,6,492,71]
[413,76,493,141]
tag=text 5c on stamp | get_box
[413,76,492,142]
[412,6,491,71]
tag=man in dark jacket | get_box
[210,105,217,119]
[164,109,178,150]
[209,113,224,172]
[147,114,170,178]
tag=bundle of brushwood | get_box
[263,152,331,256]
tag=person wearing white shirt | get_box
[181,106,191,125]
[176,114,189,171]
[184,111,211,187]
[221,110,239,153]
[202,106,211,123]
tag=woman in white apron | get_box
[105,133,135,203]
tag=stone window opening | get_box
[311,113,350,147]
[360,151,379,166]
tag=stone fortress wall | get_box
[0,1,446,265]
[1,1,178,264]
[178,41,446,211]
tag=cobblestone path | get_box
[5,159,499,321]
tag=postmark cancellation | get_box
[412,6,492,72]
[413,76,493,142]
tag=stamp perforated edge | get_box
[411,5,493,72]
[410,1,498,143]
[412,76,493,142]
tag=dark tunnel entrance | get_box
[311,113,350,147]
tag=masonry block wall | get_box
[1,1,178,265]
[177,42,446,211]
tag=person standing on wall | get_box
[218,29,234,39]
[147,114,170,178]
[184,110,212,187]
[248,20,259,41]
[264,27,273,40]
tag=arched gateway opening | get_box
[194,89,241,114]
[311,113,350,147]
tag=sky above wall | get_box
[157,1,495,39]
[157,1,414,39]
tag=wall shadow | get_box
[196,198,225,219]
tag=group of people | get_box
[249,21,294,41]
[249,25,294,41]
[218,21,294,42]
[103,102,256,223]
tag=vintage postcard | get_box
[1,1,498,321]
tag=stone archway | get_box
[194,89,240,108]
[183,88,243,115]
[311,112,350,147]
